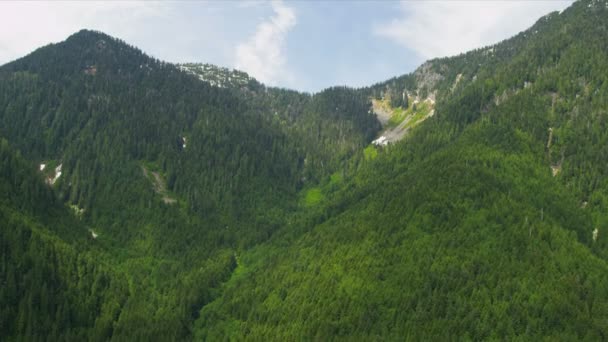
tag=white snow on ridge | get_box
[178,64,251,88]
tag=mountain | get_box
[2,0,608,339]
[0,29,379,339]
[177,63,255,89]
[196,0,608,339]
[0,29,379,247]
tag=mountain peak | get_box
[1,29,155,78]
[66,29,112,41]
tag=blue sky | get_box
[0,1,573,93]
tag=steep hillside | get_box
[0,138,129,340]
[0,30,379,339]
[0,30,378,249]
[194,0,608,339]
[197,121,608,340]
[3,0,608,340]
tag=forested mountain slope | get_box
[0,138,129,340]
[2,0,608,340]
[196,0,608,339]
[0,29,378,339]
[0,29,378,248]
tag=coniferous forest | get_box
[3,0,608,340]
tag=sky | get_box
[0,0,574,93]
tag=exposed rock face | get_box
[141,165,177,205]
[371,98,435,145]
[414,62,444,95]
[178,63,251,88]
[372,99,392,126]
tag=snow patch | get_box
[372,136,389,146]
[39,163,46,171]
[182,137,187,149]
[51,164,62,184]
[90,229,98,239]
[593,228,599,242]
[47,163,62,185]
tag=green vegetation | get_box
[3,0,608,339]
[329,171,344,186]
[0,29,379,340]
[386,105,406,127]
[303,187,324,207]
[363,145,378,160]
[195,1,608,338]
[386,98,433,128]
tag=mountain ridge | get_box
[2,0,608,339]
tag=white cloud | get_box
[375,1,573,59]
[0,1,171,65]
[235,0,296,86]
[236,1,266,10]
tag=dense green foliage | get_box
[3,0,608,339]
[0,29,378,248]
[0,29,378,340]
[197,124,608,339]
[196,0,608,339]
